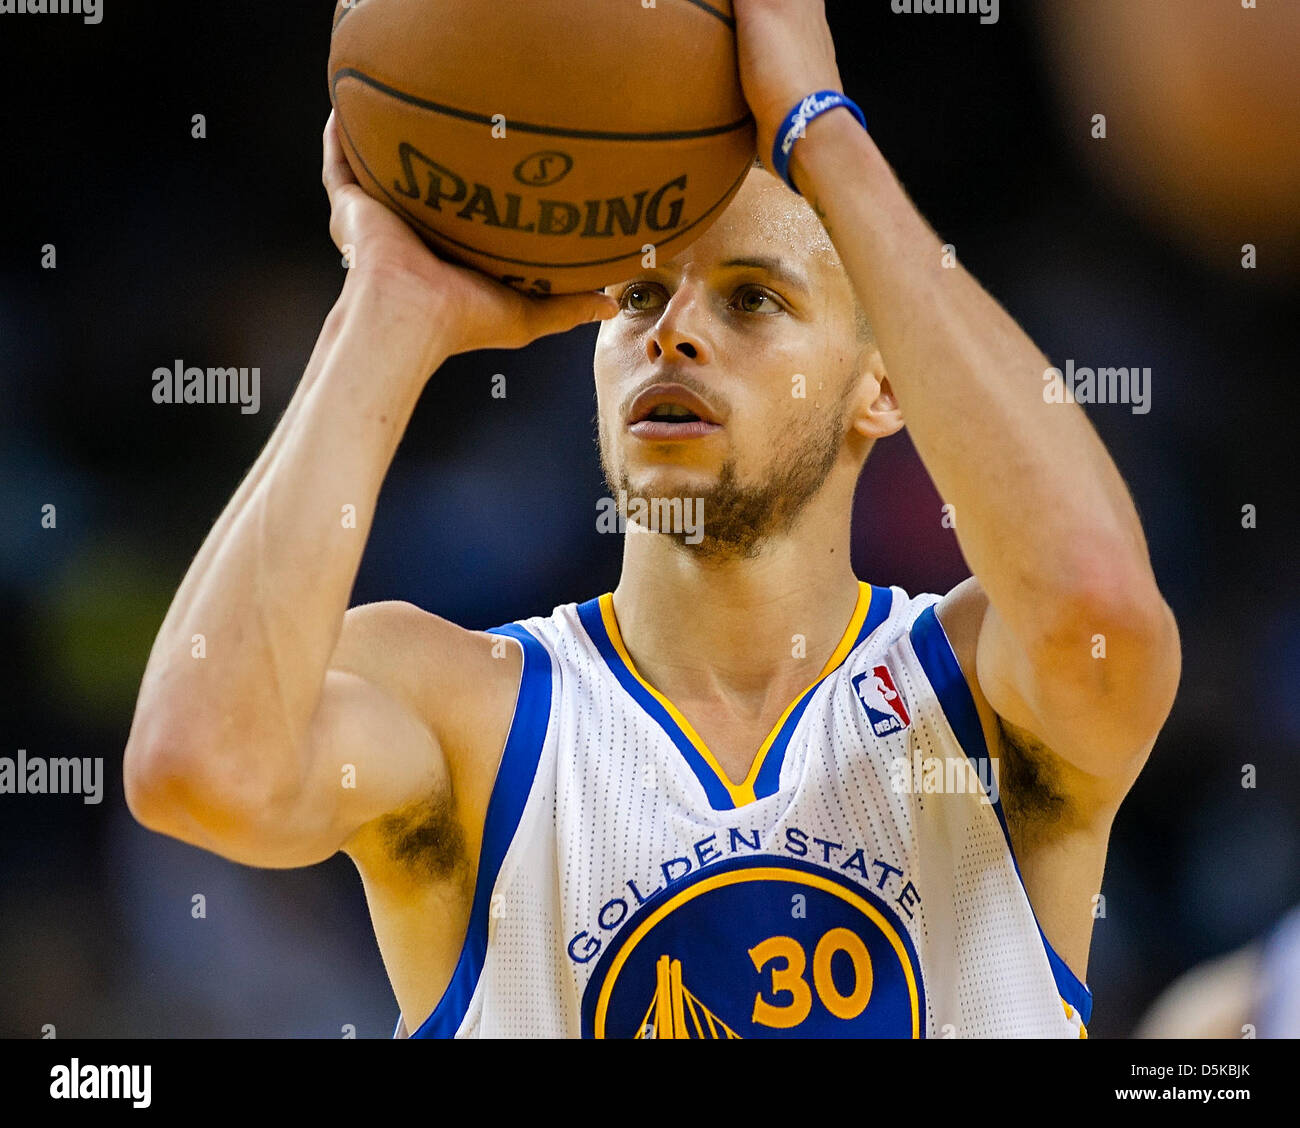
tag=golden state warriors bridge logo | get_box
[580,857,925,1038]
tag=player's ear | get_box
[850,349,904,440]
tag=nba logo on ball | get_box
[852,666,911,737]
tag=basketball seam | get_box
[331,107,753,272]
[331,68,753,142]
[333,0,732,36]
[675,0,735,29]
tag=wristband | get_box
[771,91,867,196]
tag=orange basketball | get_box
[328,0,756,294]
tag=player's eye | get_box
[731,285,782,314]
[619,283,666,313]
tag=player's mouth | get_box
[627,384,723,441]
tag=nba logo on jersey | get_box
[852,664,911,736]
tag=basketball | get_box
[328,0,757,294]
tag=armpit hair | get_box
[996,716,1070,842]
[374,787,469,884]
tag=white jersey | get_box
[397,582,1091,1039]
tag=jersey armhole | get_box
[908,603,1094,1029]
[402,621,555,1039]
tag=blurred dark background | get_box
[1,0,1296,1037]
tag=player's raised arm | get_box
[123,114,616,868]
[733,1,1179,802]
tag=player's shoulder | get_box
[335,600,525,744]
[479,592,618,672]
[929,576,989,668]
[338,599,521,675]
[845,579,973,658]
[335,595,599,728]
[877,575,991,733]
[838,579,995,756]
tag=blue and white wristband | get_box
[771,90,867,196]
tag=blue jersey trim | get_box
[909,603,1094,1027]
[576,596,736,811]
[406,622,554,1038]
[750,688,820,800]
[861,584,895,641]
[751,585,895,799]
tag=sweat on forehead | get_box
[722,166,841,267]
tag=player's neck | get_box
[611,521,860,704]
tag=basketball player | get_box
[124,1,1180,1037]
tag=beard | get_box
[599,403,846,563]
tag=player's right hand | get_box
[322,111,617,355]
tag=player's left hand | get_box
[732,0,844,175]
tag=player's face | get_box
[593,166,870,557]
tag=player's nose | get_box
[646,289,713,366]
